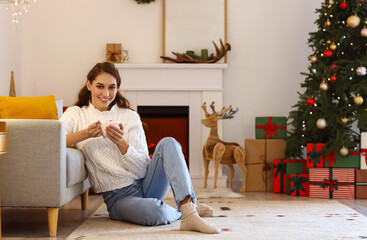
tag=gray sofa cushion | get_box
[66,148,87,187]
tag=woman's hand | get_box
[106,123,129,154]
[86,121,102,138]
[66,121,101,147]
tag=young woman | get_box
[60,62,219,234]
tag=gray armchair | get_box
[0,119,91,237]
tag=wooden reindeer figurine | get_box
[201,102,247,192]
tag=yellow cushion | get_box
[0,95,58,120]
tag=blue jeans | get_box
[102,137,196,226]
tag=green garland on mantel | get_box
[135,0,155,4]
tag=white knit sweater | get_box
[60,104,150,193]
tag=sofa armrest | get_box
[0,119,66,207]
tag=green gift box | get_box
[285,160,308,195]
[323,150,360,168]
[255,117,286,139]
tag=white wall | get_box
[223,0,319,189]
[0,4,22,96]
[19,0,162,104]
[0,0,321,189]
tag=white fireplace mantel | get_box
[116,63,227,188]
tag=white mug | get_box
[100,120,120,138]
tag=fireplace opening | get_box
[137,106,189,169]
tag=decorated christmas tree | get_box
[286,0,367,158]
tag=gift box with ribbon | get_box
[255,117,286,139]
[309,168,355,199]
[289,173,309,196]
[361,132,367,169]
[106,43,122,63]
[273,159,307,193]
[245,139,286,192]
[307,143,325,168]
[285,160,308,195]
[356,169,367,199]
[323,150,360,168]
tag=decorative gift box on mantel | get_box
[309,168,355,199]
[245,139,286,192]
[106,43,122,63]
[255,117,286,139]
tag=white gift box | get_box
[361,132,367,169]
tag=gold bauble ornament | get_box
[361,28,367,37]
[354,94,364,105]
[320,82,329,91]
[310,55,318,63]
[325,19,331,27]
[330,43,337,50]
[347,15,361,28]
[341,117,348,124]
[316,118,327,129]
[340,146,349,156]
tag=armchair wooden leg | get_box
[81,189,89,210]
[47,208,58,237]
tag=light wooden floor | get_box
[1,191,367,239]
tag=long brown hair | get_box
[74,62,131,110]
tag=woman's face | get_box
[87,72,118,111]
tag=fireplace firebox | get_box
[137,106,189,168]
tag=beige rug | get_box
[165,187,244,199]
[67,198,367,240]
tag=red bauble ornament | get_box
[329,64,336,70]
[306,97,316,107]
[330,75,337,83]
[340,2,348,9]
[323,49,333,58]
[359,0,366,3]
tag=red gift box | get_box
[307,143,325,168]
[309,168,355,199]
[273,159,287,193]
[273,159,306,193]
[289,173,309,196]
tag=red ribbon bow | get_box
[322,180,337,192]
[256,117,286,139]
[361,148,367,165]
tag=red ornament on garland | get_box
[306,97,316,107]
[340,2,348,9]
[359,0,366,3]
[323,49,333,58]
[329,64,337,70]
[330,75,337,83]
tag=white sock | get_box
[196,203,214,217]
[180,202,220,234]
